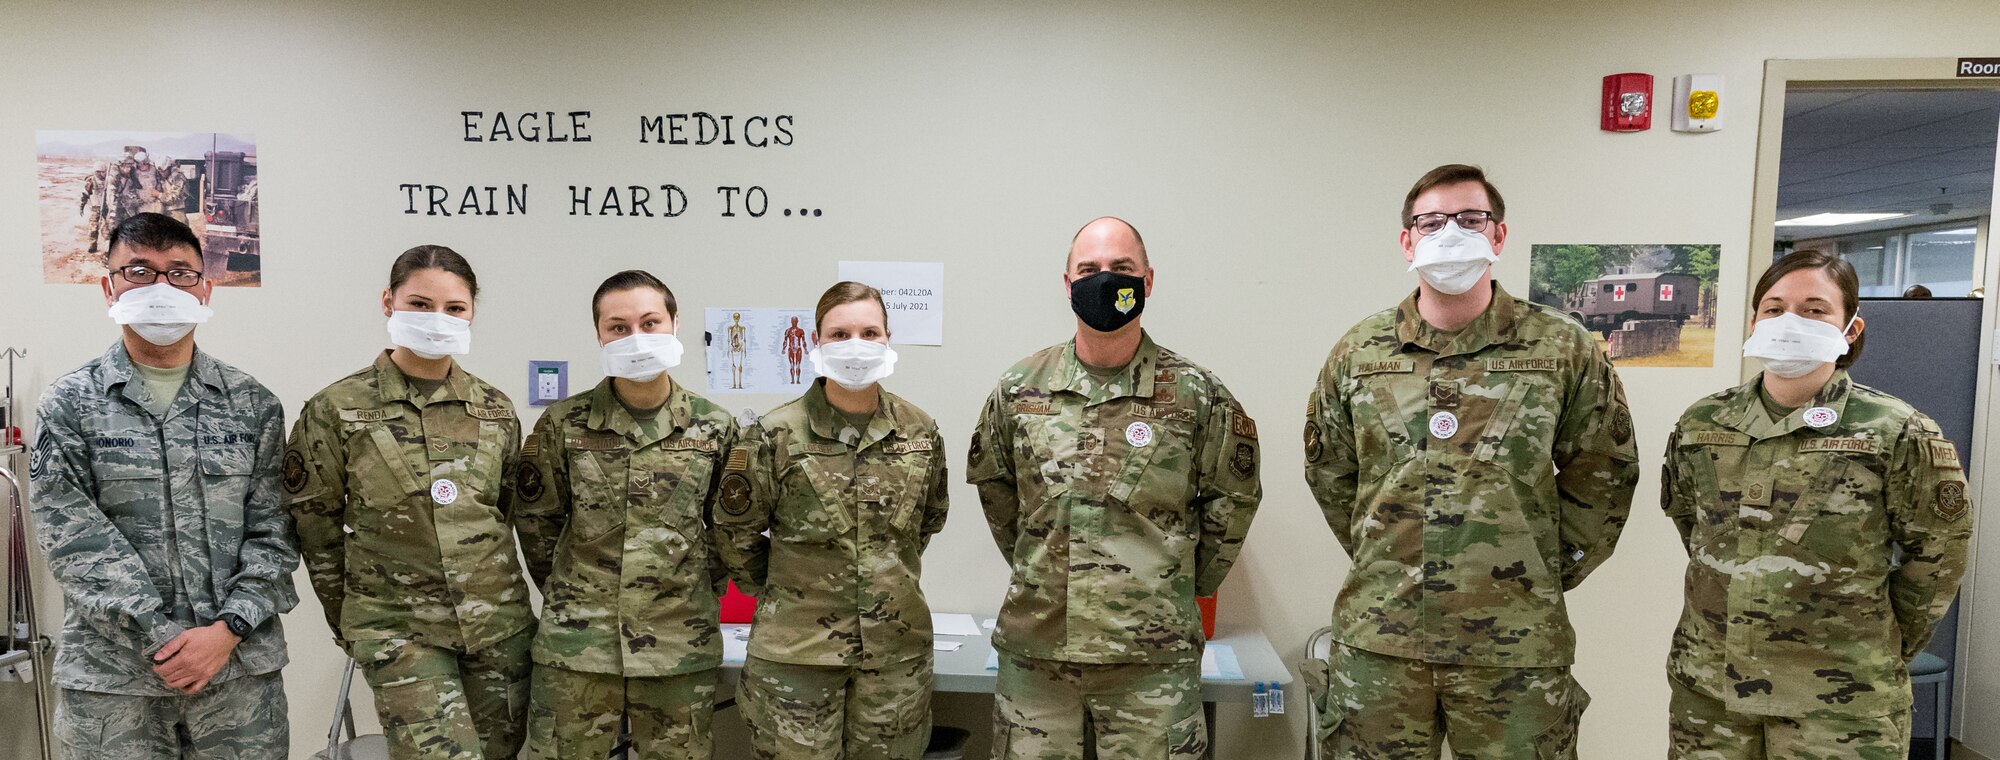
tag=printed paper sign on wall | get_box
[836,261,944,345]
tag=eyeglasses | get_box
[114,265,204,287]
[1408,210,1496,236]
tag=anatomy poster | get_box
[37,130,261,286]
[704,307,818,394]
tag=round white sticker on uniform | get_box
[1429,411,1460,439]
[1803,406,1838,428]
[1126,421,1154,448]
[431,478,460,505]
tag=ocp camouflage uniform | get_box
[286,351,535,760]
[967,332,1261,760]
[714,380,949,760]
[513,378,737,760]
[1302,285,1639,759]
[1661,371,1972,759]
[80,171,114,251]
[31,343,298,758]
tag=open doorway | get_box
[1748,59,2000,759]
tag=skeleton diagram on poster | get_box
[705,307,818,394]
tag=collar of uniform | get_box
[371,349,475,407]
[803,378,903,450]
[1720,370,1855,439]
[1047,330,1159,403]
[583,377,690,445]
[1393,282,1520,358]
[98,341,226,412]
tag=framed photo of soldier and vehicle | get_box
[36,130,261,287]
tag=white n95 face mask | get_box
[600,333,684,382]
[1409,220,1499,295]
[109,282,212,346]
[387,310,472,360]
[809,338,898,391]
[1743,312,1853,378]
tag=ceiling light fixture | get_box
[1773,212,1910,227]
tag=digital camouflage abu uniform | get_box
[714,380,950,760]
[1661,371,1972,759]
[1302,285,1639,759]
[967,332,1261,760]
[513,378,738,760]
[31,343,298,758]
[286,352,535,760]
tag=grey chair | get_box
[1912,651,1952,760]
[1300,626,1336,760]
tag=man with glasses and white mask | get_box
[1301,165,1639,758]
[30,212,298,758]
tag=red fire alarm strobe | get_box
[1602,73,1654,132]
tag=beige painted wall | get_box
[4,2,1998,757]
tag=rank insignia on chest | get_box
[1429,381,1460,409]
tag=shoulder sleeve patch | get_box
[1927,438,1963,470]
[282,449,309,494]
[1230,410,1258,440]
[1937,480,1969,521]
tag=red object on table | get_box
[1197,595,1216,639]
[719,580,757,623]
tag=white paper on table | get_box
[1201,647,1221,678]
[722,624,750,664]
[934,640,964,652]
[836,261,944,345]
[932,612,981,637]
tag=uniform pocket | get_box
[1532,676,1590,760]
[198,445,257,524]
[1167,710,1209,759]
[566,450,628,544]
[55,710,104,752]
[742,665,841,747]
[776,455,852,544]
[375,675,450,742]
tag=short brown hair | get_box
[814,281,888,333]
[1401,164,1506,228]
[388,244,479,299]
[591,269,677,324]
[1752,249,1865,368]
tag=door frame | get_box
[1746,56,2000,751]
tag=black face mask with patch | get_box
[1069,271,1146,333]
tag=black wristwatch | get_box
[219,613,252,640]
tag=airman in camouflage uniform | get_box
[33,343,299,759]
[513,377,737,760]
[1304,166,1637,759]
[79,162,114,252]
[1661,371,1971,758]
[970,218,1260,760]
[33,215,297,759]
[714,379,950,760]
[287,351,535,760]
